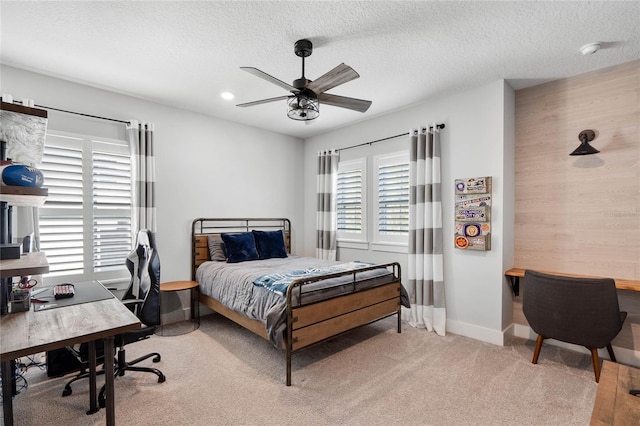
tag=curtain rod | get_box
[336,123,445,152]
[36,104,131,125]
[6,98,130,125]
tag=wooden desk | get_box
[504,268,640,296]
[591,361,640,425]
[1,291,140,426]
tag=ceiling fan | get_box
[237,39,372,121]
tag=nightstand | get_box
[156,280,200,336]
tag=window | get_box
[336,152,410,251]
[374,152,409,245]
[336,158,366,242]
[38,131,132,284]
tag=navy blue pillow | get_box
[221,232,259,263]
[252,230,288,259]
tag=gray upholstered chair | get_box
[522,270,627,382]
[62,229,165,407]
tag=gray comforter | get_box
[196,256,403,347]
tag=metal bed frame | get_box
[191,218,402,386]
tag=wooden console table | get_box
[504,268,640,296]
[590,361,640,425]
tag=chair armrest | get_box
[122,298,144,307]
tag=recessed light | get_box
[580,43,601,55]
[220,92,234,100]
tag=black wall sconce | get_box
[570,129,599,156]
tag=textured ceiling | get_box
[1,1,639,139]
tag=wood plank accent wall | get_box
[514,60,640,351]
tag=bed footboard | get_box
[285,262,402,385]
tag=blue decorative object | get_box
[221,232,259,263]
[252,230,288,260]
[1,164,44,187]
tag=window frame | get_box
[38,130,132,286]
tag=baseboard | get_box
[446,319,506,346]
[444,321,640,368]
[508,323,640,368]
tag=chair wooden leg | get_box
[532,335,545,364]
[606,344,617,363]
[590,348,601,383]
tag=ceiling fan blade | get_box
[318,93,372,113]
[236,95,291,107]
[240,67,297,92]
[306,63,360,94]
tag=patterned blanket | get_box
[253,261,373,296]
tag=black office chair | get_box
[522,269,627,382]
[62,229,166,406]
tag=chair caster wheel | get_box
[62,387,72,397]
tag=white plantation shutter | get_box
[375,153,409,243]
[337,169,362,232]
[38,132,132,283]
[92,150,132,271]
[336,159,366,242]
[378,162,410,234]
[39,143,84,275]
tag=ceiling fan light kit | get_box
[237,39,372,122]
[287,94,319,121]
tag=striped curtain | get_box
[316,150,338,260]
[407,126,446,336]
[127,120,157,233]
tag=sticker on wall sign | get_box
[454,176,491,251]
[455,205,489,222]
[468,236,486,250]
[454,177,490,195]
[464,223,481,237]
[455,236,469,249]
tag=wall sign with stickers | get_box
[454,176,491,251]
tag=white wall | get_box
[501,82,516,331]
[304,80,516,345]
[3,64,518,344]
[1,65,305,282]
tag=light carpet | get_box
[7,314,598,425]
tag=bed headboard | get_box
[191,218,292,281]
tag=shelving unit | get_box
[0,186,49,313]
[0,252,49,278]
[0,186,48,207]
[1,101,51,408]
